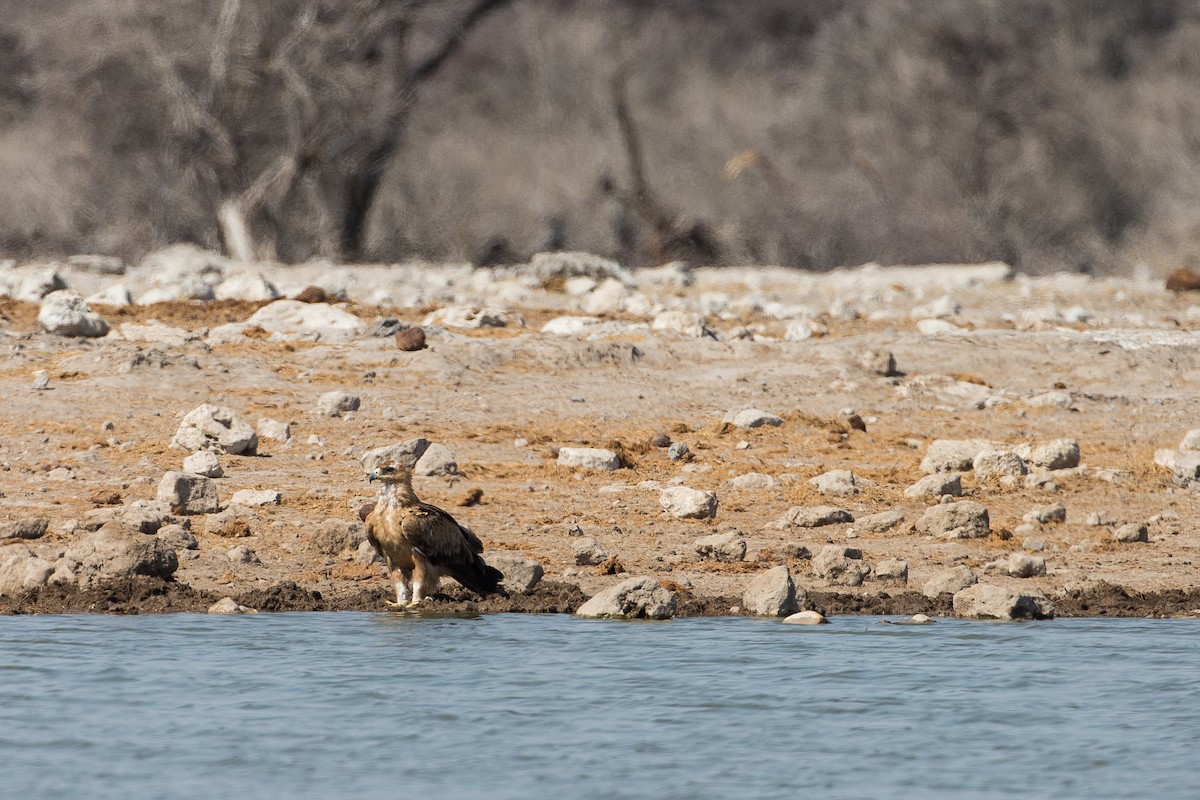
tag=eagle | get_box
[364,462,504,608]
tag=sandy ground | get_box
[3,260,1200,616]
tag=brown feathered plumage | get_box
[364,462,504,607]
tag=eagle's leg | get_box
[384,567,412,610]
[410,551,440,605]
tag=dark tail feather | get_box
[450,557,506,597]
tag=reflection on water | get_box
[2,613,1198,800]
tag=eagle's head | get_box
[369,462,413,484]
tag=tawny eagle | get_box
[365,462,503,607]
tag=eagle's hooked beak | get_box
[368,469,378,483]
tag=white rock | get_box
[486,553,544,593]
[952,584,1053,619]
[727,472,781,490]
[0,545,56,596]
[1154,449,1200,482]
[315,390,360,417]
[215,272,280,302]
[230,489,280,507]
[580,278,630,315]
[904,473,962,498]
[916,318,962,335]
[423,305,508,329]
[170,404,258,455]
[257,419,291,443]
[1025,391,1074,409]
[118,320,197,347]
[531,251,631,284]
[973,449,1027,480]
[1181,430,1200,451]
[572,537,610,566]
[782,610,829,625]
[575,576,675,619]
[557,447,621,471]
[541,316,603,335]
[812,545,871,586]
[910,614,934,624]
[1006,553,1047,578]
[208,597,258,614]
[742,565,802,616]
[360,439,431,473]
[183,450,223,478]
[922,565,978,598]
[912,295,961,318]
[659,486,718,519]
[920,440,991,473]
[17,268,67,301]
[916,501,990,539]
[87,285,133,306]
[855,510,906,533]
[226,545,259,564]
[563,276,598,296]
[808,469,861,496]
[652,309,715,338]
[874,558,909,583]
[37,290,110,337]
[1112,523,1148,543]
[415,443,458,476]
[774,506,853,528]
[723,408,784,429]
[241,300,366,342]
[156,472,220,515]
[693,532,746,562]
[1023,439,1081,470]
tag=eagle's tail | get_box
[450,556,506,598]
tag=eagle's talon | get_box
[384,600,405,610]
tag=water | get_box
[2,613,1198,800]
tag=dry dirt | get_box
[4,273,1200,618]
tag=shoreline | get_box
[3,577,1199,619]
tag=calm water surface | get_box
[2,613,1197,799]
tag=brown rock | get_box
[395,326,427,352]
[89,490,122,506]
[1166,268,1200,292]
[293,285,337,303]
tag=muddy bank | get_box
[4,578,1199,618]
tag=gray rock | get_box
[573,537,610,566]
[156,524,198,551]
[916,501,990,539]
[874,558,909,583]
[37,290,110,337]
[775,506,854,528]
[170,403,258,455]
[812,545,872,586]
[742,565,802,616]
[1112,523,1148,543]
[659,486,718,519]
[315,390,360,417]
[423,305,509,329]
[667,442,690,460]
[356,540,382,565]
[727,472,780,490]
[214,272,280,302]
[156,472,220,515]
[693,532,747,562]
[952,584,1054,620]
[1023,536,1046,552]
[1023,503,1067,525]
[361,438,431,473]
[557,447,621,471]
[0,518,49,540]
[310,520,365,554]
[486,552,543,593]
[973,449,1027,480]
[1154,449,1200,483]
[575,576,675,619]
[68,254,126,274]
[62,524,178,587]
[415,443,458,476]
[239,300,366,341]
[208,597,258,614]
[1023,439,1081,470]
[1180,429,1200,451]
[782,610,829,625]
[1025,391,1075,409]
[722,408,784,429]
[904,473,963,498]
[922,565,979,598]
[0,545,56,596]
[855,510,906,533]
[119,500,168,534]
[183,450,223,478]
[87,285,132,306]
[808,469,861,496]
[920,439,993,473]
[652,309,715,338]
[227,545,259,564]
[257,418,292,443]
[18,267,68,300]
[1007,553,1047,578]
[531,251,630,283]
[230,489,280,507]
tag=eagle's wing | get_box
[400,504,479,566]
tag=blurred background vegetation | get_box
[2,0,1200,274]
